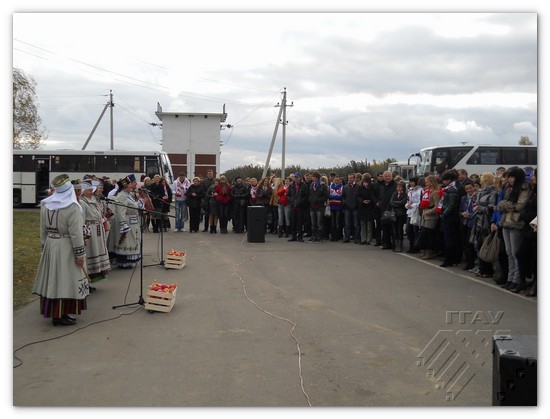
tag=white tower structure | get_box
[155,103,227,178]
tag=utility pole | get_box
[262,87,293,179]
[82,90,114,150]
[109,90,114,150]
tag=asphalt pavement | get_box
[13,218,537,407]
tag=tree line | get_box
[221,158,398,182]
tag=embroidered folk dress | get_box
[107,190,143,268]
[80,195,111,281]
[32,203,89,318]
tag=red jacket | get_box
[277,186,289,206]
[214,183,232,204]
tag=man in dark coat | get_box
[287,172,309,242]
[200,169,215,231]
[378,171,397,249]
[370,172,385,246]
[308,171,329,243]
[230,176,249,233]
[341,173,361,243]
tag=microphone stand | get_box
[139,188,176,269]
[105,196,149,309]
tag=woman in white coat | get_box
[32,174,90,326]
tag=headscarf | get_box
[40,175,82,212]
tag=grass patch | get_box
[13,210,41,310]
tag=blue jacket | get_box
[460,194,475,228]
[491,186,506,227]
[328,183,343,211]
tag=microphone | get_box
[99,196,115,202]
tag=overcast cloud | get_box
[12,12,537,172]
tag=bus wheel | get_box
[13,190,22,208]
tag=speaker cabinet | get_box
[247,206,267,243]
[492,335,537,406]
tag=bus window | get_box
[502,147,527,166]
[116,156,143,173]
[95,155,117,173]
[145,156,160,179]
[466,147,501,165]
[146,164,160,179]
[403,167,414,181]
[418,150,432,175]
[434,149,449,166]
[433,148,450,173]
[450,147,473,167]
[480,147,501,165]
[13,154,44,172]
[527,148,537,165]
[51,155,94,172]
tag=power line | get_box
[14,39,281,108]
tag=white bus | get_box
[388,161,417,182]
[13,149,174,206]
[411,144,537,177]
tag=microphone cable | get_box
[13,305,142,369]
[233,256,312,406]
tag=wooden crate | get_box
[165,253,186,269]
[144,287,177,312]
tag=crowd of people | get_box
[31,164,537,326]
[136,166,535,297]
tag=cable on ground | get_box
[233,256,312,406]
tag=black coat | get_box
[341,182,360,210]
[389,191,407,217]
[149,182,166,210]
[231,182,249,200]
[309,182,329,208]
[185,184,205,209]
[287,181,309,209]
[441,184,460,219]
[378,180,397,212]
[357,185,375,217]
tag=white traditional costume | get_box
[32,175,89,324]
[107,175,143,268]
[80,181,111,282]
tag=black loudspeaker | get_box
[492,335,537,406]
[247,206,267,243]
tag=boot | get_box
[527,280,537,296]
[407,241,418,253]
[511,279,527,293]
[395,239,403,253]
[420,250,434,260]
[278,226,283,238]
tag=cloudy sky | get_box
[11,9,539,173]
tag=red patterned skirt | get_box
[39,297,88,319]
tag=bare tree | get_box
[519,136,533,145]
[13,67,47,149]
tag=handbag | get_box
[500,211,525,230]
[324,205,331,218]
[422,217,438,230]
[381,209,396,223]
[478,230,501,263]
[410,207,422,226]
